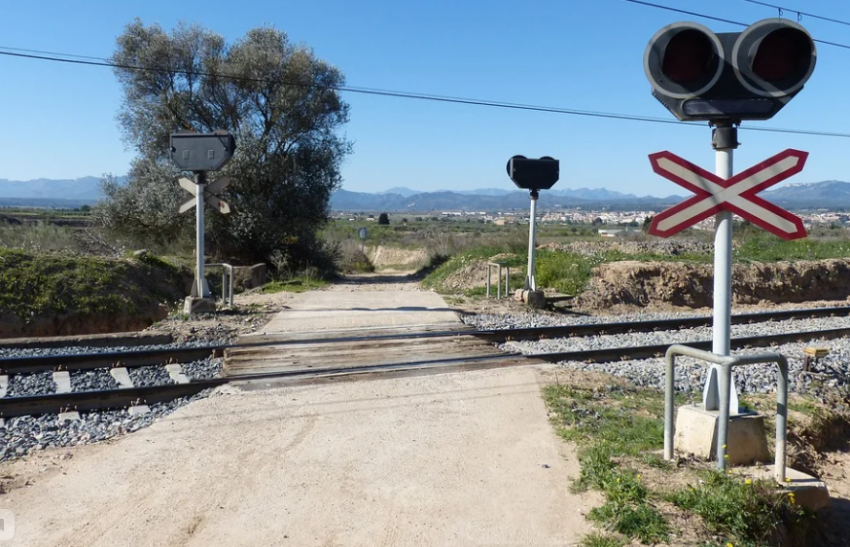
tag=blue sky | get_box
[1,0,849,197]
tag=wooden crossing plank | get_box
[224,325,504,377]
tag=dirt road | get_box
[0,274,596,546]
[2,367,596,547]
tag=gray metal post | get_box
[775,357,788,482]
[505,265,510,297]
[664,351,675,460]
[704,124,738,414]
[486,266,491,298]
[716,364,732,470]
[195,172,208,298]
[526,190,539,291]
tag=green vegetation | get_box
[668,471,810,547]
[261,277,328,294]
[579,533,627,547]
[544,385,670,544]
[422,246,710,296]
[0,248,188,328]
[543,384,818,546]
[97,20,350,270]
[735,230,850,262]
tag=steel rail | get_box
[2,306,849,375]
[2,324,849,419]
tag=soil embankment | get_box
[367,245,429,271]
[574,259,850,310]
[0,250,192,338]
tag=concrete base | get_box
[675,404,771,465]
[183,296,216,315]
[513,289,546,309]
[737,465,830,511]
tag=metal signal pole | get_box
[704,122,739,414]
[195,171,208,298]
[526,189,539,291]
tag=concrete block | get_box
[165,364,190,384]
[674,404,771,465]
[53,371,72,394]
[0,375,7,398]
[110,367,134,389]
[128,405,150,416]
[233,263,268,290]
[58,411,80,422]
[737,465,830,512]
[525,290,546,309]
[183,296,216,315]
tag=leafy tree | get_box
[95,19,351,266]
[378,213,390,225]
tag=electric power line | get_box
[0,46,849,139]
[741,0,850,28]
[622,0,850,51]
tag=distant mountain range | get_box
[0,177,102,201]
[1,177,850,212]
[334,181,850,212]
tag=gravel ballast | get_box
[467,312,850,397]
[0,396,214,462]
[70,369,120,392]
[181,358,223,380]
[6,371,56,397]
[0,339,226,359]
[0,343,224,462]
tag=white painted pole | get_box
[195,173,207,298]
[526,191,539,291]
[704,144,739,414]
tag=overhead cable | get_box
[1,47,849,139]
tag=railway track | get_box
[2,305,850,419]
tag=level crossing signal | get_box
[506,156,560,191]
[644,19,816,121]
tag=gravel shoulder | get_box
[1,366,597,547]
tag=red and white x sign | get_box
[647,149,808,240]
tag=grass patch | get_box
[735,231,850,262]
[579,533,627,547]
[667,471,812,547]
[588,501,669,544]
[261,277,327,294]
[0,248,190,335]
[545,385,670,544]
[543,384,821,546]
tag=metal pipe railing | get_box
[486,262,510,299]
[664,344,788,482]
[205,263,234,307]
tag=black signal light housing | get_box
[644,19,816,122]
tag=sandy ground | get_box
[0,274,596,546]
[1,367,596,547]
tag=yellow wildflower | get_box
[745,479,752,485]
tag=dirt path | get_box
[1,368,596,547]
[0,275,597,546]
